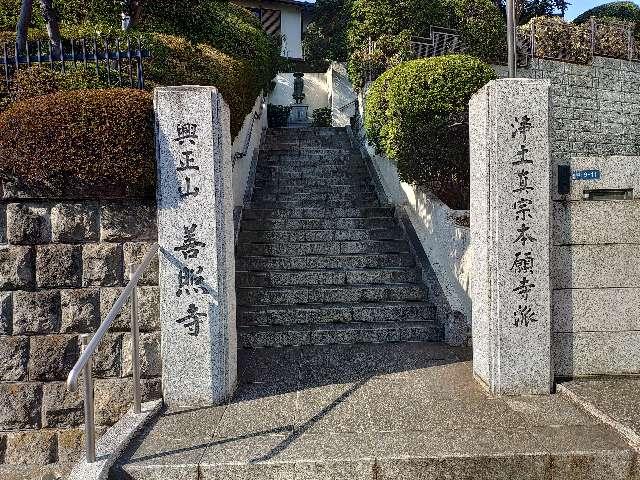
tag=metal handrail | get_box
[67,242,159,463]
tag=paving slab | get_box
[113,342,638,480]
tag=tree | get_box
[496,0,570,24]
[302,0,351,67]
[16,0,62,50]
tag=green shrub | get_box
[268,104,291,128]
[445,0,507,64]
[0,89,155,198]
[347,0,505,87]
[312,107,332,127]
[574,1,640,25]
[144,33,256,136]
[365,54,496,209]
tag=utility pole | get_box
[506,0,516,77]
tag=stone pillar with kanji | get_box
[469,79,553,395]
[155,86,237,406]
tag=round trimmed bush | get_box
[365,54,496,209]
[0,89,155,198]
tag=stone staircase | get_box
[235,127,442,348]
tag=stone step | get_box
[255,170,369,181]
[260,151,358,163]
[238,301,436,325]
[254,177,372,188]
[250,191,378,203]
[235,268,420,287]
[238,227,404,243]
[237,320,442,348]
[258,157,364,168]
[236,253,416,271]
[237,240,410,257]
[239,217,397,232]
[236,284,428,306]
[242,207,395,220]
[256,164,368,176]
[247,199,380,209]
[261,145,352,154]
[253,183,374,194]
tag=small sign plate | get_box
[572,170,601,181]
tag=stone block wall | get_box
[0,185,161,478]
[495,56,640,168]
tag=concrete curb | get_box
[68,399,163,480]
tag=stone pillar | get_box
[155,86,237,407]
[469,79,552,395]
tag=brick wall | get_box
[0,183,161,479]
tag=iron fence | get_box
[517,17,639,66]
[1,36,151,96]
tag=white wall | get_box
[353,90,473,346]
[232,94,268,208]
[328,63,358,127]
[269,72,329,116]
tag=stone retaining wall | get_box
[0,185,161,479]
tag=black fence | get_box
[1,37,151,95]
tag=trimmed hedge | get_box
[0,89,155,198]
[574,2,640,25]
[144,33,255,136]
[365,55,496,209]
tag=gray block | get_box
[6,203,51,244]
[123,242,159,286]
[82,243,123,287]
[100,286,160,332]
[0,383,42,430]
[94,378,161,426]
[100,202,157,242]
[552,288,640,333]
[0,292,11,335]
[352,303,437,323]
[93,332,123,378]
[554,332,640,377]
[0,336,28,381]
[0,245,34,290]
[60,288,100,333]
[42,382,84,428]
[29,334,80,381]
[51,202,100,243]
[4,431,57,466]
[122,331,162,378]
[36,244,82,288]
[553,244,640,289]
[13,290,61,334]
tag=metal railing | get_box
[1,36,150,95]
[67,242,159,463]
[410,27,463,59]
[232,94,266,167]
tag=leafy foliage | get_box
[346,0,506,88]
[311,107,332,127]
[365,55,496,209]
[302,0,351,69]
[0,89,155,198]
[573,1,640,25]
[520,15,639,63]
[267,104,291,128]
[495,0,570,24]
